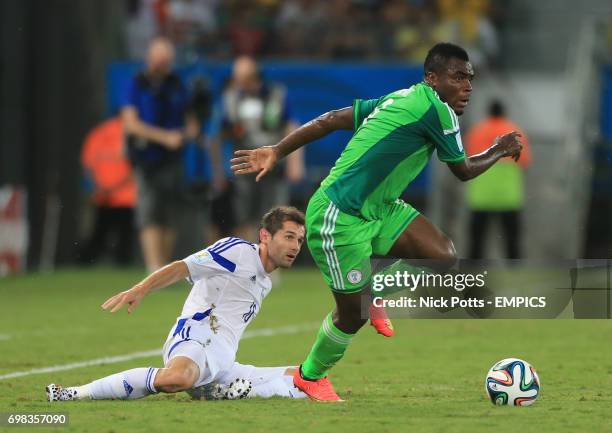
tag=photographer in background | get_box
[121,37,199,272]
[214,56,304,242]
[181,77,226,250]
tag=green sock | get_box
[301,313,354,380]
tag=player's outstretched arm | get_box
[101,261,190,314]
[230,106,353,181]
[447,131,523,182]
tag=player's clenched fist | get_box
[494,131,523,162]
[230,146,278,182]
[101,286,146,314]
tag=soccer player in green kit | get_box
[230,43,523,401]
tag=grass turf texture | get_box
[1,268,611,433]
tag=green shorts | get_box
[306,188,420,293]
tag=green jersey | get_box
[320,82,465,220]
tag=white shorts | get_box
[162,314,235,387]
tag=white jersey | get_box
[178,237,273,353]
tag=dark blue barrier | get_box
[107,61,429,194]
[602,65,612,140]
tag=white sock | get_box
[220,364,287,386]
[250,376,306,399]
[80,367,159,400]
[72,384,92,400]
[215,363,307,399]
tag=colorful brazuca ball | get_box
[485,358,540,406]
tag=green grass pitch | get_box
[1,267,611,433]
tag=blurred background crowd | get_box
[125,0,502,69]
[1,0,612,275]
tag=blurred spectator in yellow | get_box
[79,117,136,266]
[391,4,444,63]
[465,100,532,259]
[437,0,499,69]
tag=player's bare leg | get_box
[154,356,199,393]
[369,213,454,337]
[370,215,454,337]
[386,214,485,314]
[332,290,368,333]
[387,215,457,268]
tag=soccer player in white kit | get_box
[47,206,307,401]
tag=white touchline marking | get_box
[0,322,318,381]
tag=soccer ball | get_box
[485,358,540,406]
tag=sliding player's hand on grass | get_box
[230,146,278,182]
[101,285,147,314]
[494,131,523,162]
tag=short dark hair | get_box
[424,43,469,74]
[260,206,305,237]
[488,99,505,117]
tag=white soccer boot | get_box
[46,384,78,401]
[186,382,227,400]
